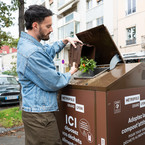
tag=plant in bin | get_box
[79,57,96,73]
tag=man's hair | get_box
[24,5,53,30]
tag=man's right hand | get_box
[69,62,78,75]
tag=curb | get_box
[0,125,24,134]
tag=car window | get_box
[0,77,18,85]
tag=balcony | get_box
[58,0,79,11]
[58,21,80,40]
[58,12,80,40]
[58,12,80,27]
[126,39,136,45]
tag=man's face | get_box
[37,16,53,41]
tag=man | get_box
[17,5,82,145]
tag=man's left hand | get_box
[62,37,83,48]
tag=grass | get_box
[0,107,23,128]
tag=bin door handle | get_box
[110,54,121,70]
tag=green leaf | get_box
[79,57,97,73]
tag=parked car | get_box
[0,75,20,105]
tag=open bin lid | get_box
[75,25,124,66]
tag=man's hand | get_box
[69,62,78,75]
[62,37,83,48]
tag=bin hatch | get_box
[76,25,124,66]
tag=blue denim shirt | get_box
[17,32,71,112]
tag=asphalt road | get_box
[0,130,25,145]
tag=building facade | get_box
[29,0,145,72]
[31,0,114,72]
[114,0,145,62]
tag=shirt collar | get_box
[20,31,43,48]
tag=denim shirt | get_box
[17,32,71,112]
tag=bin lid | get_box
[76,25,124,65]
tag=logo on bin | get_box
[79,118,93,143]
[114,100,121,114]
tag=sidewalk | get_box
[0,126,25,145]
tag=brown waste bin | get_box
[55,25,145,145]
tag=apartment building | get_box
[114,0,145,62]
[31,0,115,72]
[29,0,145,72]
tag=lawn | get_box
[0,107,23,128]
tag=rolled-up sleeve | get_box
[24,50,71,92]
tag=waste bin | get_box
[55,25,145,145]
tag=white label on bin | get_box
[101,138,105,145]
[140,99,145,108]
[61,95,76,104]
[75,104,84,113]
[125,94,140,105]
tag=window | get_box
[65,13,74,23]
[126,26,136,45]
[64,22,74,37]
[126,0,136,15]
[97,17,103,26]
[0,77,18,85]
[86,21,93,29]
[87,0,93,10]
[58,21,80,39]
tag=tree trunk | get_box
[19,0,24,37]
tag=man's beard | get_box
[37,27,50,41]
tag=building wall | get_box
[104,0,114,35]
[117,0,145,57]
[1,53,17,72]
[30,0,114,73]
[28,0,145,71]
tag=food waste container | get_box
[55,25,145,145]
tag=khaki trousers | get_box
[22,111,62,145]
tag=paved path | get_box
[0,130,25,145]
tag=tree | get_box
[0,1,19,48]
[18,0,25,37]
[0,0,25,48]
